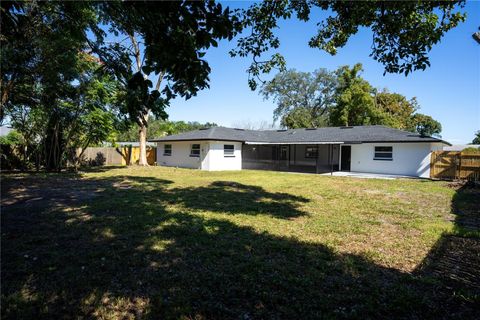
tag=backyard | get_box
[1,167,479,319]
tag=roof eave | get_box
[245,141,344,145]
[148,138,245,143]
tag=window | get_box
[190,144,200,157]
[224,144,235,157]
[163,144,172,156]
[374,146,393,160]
[305,146,318,158]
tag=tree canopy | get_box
[232,0,466,89]
[116,119,218,142]
[261,69,336,128]
[262,63,443,137]
[329,64,381,127]
[473,131,480,144]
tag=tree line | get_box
[116,119,217,142]
[1,1,467,170]
[262,64,442,136]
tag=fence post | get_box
[430,151,435,179]
[458,153,462,180]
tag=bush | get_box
[0,145,23,170]
[88,152,106,166]
[0,130,23,146]
[462,147,480,154]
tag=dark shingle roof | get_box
[149,126,449,145]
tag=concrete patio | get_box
[319,171,419,180]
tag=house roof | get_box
[149,125,450,145]
[443,144,480,151]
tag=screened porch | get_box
[242,143,347,174]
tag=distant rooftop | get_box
[443,144,480,151]
[115,141,156,147]
[150,126,450,145]
[0,126,12,136]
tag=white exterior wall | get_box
[156,140,242,171]
[156,140,444,176]
[349,142,443,178]
[156,141,204,169]
[203,141,242,171]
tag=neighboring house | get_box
[150,125,449,178]
[443,144,480,151]
[114,141,156,147]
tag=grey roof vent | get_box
[234,128,245,131]
[276,129,287,132]
[305,128,317,130]
[199,128,210,130]
[340,126,354,129]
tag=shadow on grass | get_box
[414,183,480,300]
[1,174,478,319]
[166,181,309,218]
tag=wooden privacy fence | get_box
[78,146,156,166]
[430,151,480,181]
[120,146,156,165]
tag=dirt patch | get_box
[1,176,103,211]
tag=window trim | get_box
[305,145,318,159]
[190,143,201,157]
[373,146,393,161]
[163,144,172,156]
[224,144,235,157]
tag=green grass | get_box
[1,167,479,319]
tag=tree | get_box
[116,119,218,142]
[2,0,118,171]
[1,2,112,171]
[70,108,117,168]
[2,1,240,167]
[374,91,444,136]
[472,131,480,144]
[93,1,239,165]
[0,130,22,146]
[329,64,381,126]
[374,90,419,130]
[4,55,118,171]
[263,63,443,132]
[411,113,442,137]
[282,107,328,129]
[112,33,167,166]
[261,69,336,128]
[233,1,466,89]
[231,119,276,130]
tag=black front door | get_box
[341,146,351,171]
[278,145,288,169]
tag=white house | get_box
[150,126,449,178]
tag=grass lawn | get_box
[1,166,479,319]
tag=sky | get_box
[166,1,480,144]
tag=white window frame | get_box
[163,144,172,156]
[190,144,201,157]
[374,146,393,161]
[224,144,235,157]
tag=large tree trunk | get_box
[129,33,164,167]
[138,121,149,166]
[45,114,64,172]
